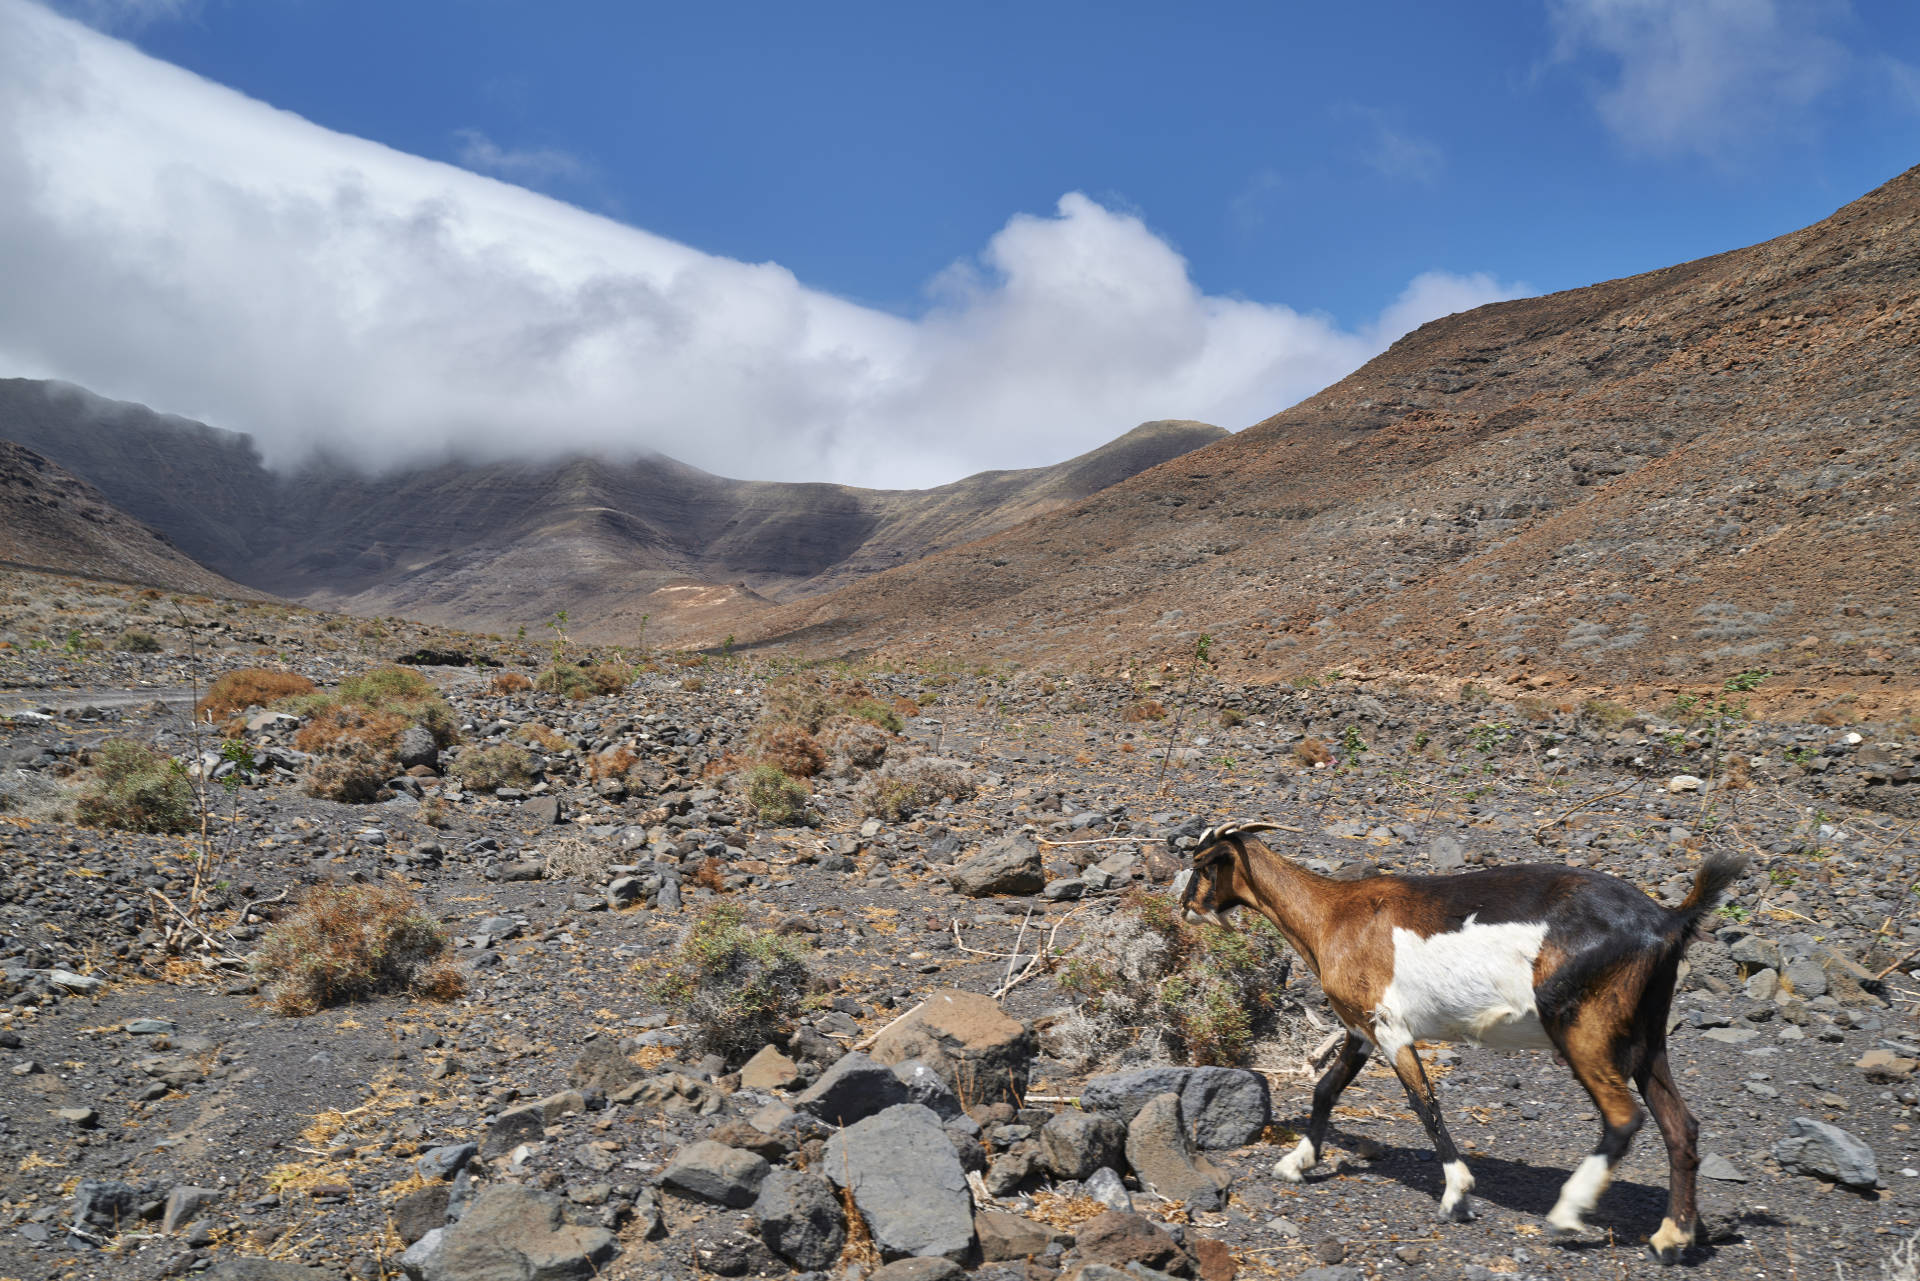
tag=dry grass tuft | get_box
[75,741,193,834]
[514,724,571,754]
[295,705,410,757]
[851,755,977,821]
[543,837,617,883]
[588,746,639,782]
[489,671,534,695]
[253,882,465,1017]
[749,723,827,779]
[1026,1189,1111,1231]
[1123,699,1168,723]
[196,668,316,720]
[449,743,536,792]
[1292,737,1334,767]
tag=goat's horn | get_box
[1216,821,1280,837]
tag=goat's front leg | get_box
[1276,1031,1371,1182]
[1388,1043,1474,1222]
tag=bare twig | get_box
[1871,944,1920,983]
[849,1001,926,1054]
[1002,905,1036,992]
[1533,779,1642,843]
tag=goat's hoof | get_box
[1272,1160,1305,1184]
[1647,1218,1693,1265]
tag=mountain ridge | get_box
[0,378,1224,635]
[705,164,1920,716]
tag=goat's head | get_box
[1173,822,1279,925]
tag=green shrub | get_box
[449,743,536,792]
[745,764,812,826]
[75,741,194,834]
[1579,698,1637,730]
[113,629,162,653]
[842,698,905,734]
[1056,889,1295,1069]
[285,665,457,746]
[641,902,812,1060]
[536,662,595,700]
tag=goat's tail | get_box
[1673,853,1749,941]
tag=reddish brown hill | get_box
[714,166,1920,717]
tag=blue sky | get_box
[3,0,1916,484]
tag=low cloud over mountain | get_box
[0,1,1523,488]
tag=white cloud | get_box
[0,1,1528,489]
[1365,126,1445,184]
[1546,0,1850,158]
[453,129,588,185]
[52,0,193,30]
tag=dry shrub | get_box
[1722,754,1753,789]
[295,705,410,757]
[820,716,890,774]
[1123,700,1168,723]
[679,675,706,693]
[1219,708,1246,728]
[289,666,457,749]
[543,836,617,883]
[303,740,393,803]
[1513,695,1557,724]
[1054,890,1295,1070]
[891,696,921,719]
[253,882,465,1016]
[587,660,634,695]
[766,674,836,733]
[489,671,533,695]
[114,628,162,653]
[690,859,728,893]
[1579,698,1638,730]
[197,668,316,720]
[514,723,571,754]
[1810,703,1852,727]
[1292,737,1334,767]
[589,746,639,781]
[851,755,977,822]
[639,901,812,1060]
[449,743,536,792]
[75,741,193,833]
[750,723,827,778]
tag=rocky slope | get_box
[0,571,1915,1280]
[0,442,255,599]
[714,165,1920,719]
[0,380,1222,638]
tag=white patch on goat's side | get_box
[1372,916,1551,1057]
[1440,1160,1475,1217]
[1273,1136,1317,1182]
[1547,1154,1611,1232]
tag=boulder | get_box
[870,990,1036,1107]
[1040,1111,1126,1180]
[660,1140,770,1207]
[1772,1117,1878,1188]
[161,1185,219,1234]
[207,1263,341,1281]
[793,1050,910,1126]
[1071,1210,1193,1275]
[823,1104,976,1262]
[949,835,1046,896]
[976,1208,1061,1262]
[396,727,439,770]
[1124,1092,1230,1210]
[1081,1066,1270,1149]
[399,1184,616,1281]
[892,1058,964,1119]
[753,1168,845,1271]
[738,1044,802,1091]
[569,1040,648,1093]
[71,1179,139,1233]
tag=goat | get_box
[1172,821,1745,1264]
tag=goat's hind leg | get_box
[1637,1047,1701,1265]
[1387,1044,1474,1222]
[1547,1007,1646,1239]
[1276,1031,1370,1182]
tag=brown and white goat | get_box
[1173,822,1745,1264]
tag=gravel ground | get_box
[0,577,1916,1281]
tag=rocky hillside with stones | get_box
[0,380,1222,641]
[0,568,1916,1280]
[716,165,1920,721]
[0,443,256,600]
